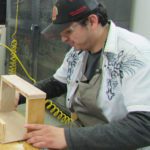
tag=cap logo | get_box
[52,6,58,21]
[69,6,88,16]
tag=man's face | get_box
[60,21,94,51]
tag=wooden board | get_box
[0,75,46,143]
[0,111,26,143]
[0,81,16,112]
[0,118,5,142]
[1,75,46,99]
[26,99,45,124]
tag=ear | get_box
[88,14,99,29]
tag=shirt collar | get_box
[103,20,118,54]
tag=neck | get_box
[91,24,109,53]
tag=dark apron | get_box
[72,57,108,126]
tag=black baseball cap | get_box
[41,0,99,39]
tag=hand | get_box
[24,124,67,149]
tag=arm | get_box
[34,77,67,99]
[19,77,67,104]
[65,111,150,150]
[24,111,150,149]
[19,48,76,104]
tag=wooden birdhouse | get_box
[0,75,46,143]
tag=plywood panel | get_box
[0,111,26,143]
[1,75,46,99]
[0,81,15,112]
[0,75,46,143]
[0,119,5,142]
[26,99,45,124]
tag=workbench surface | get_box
[0,141,39,150]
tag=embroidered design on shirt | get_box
[67,51,79,82]
[106,50,144,100]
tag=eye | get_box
[61,23,79,36]
[65,29,73,35]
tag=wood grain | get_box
[0,111,26,143]
[0,75,46,143]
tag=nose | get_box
[61,35,69,43]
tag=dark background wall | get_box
[0,0,6,24]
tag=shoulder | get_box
[65,48,86,64]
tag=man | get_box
[23,0,150,149]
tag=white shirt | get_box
[54,20,150,121]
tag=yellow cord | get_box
[12,0,19,39]
[45,99,73,124]
[8,39,17,74]
[0,43,36,83]
[8,0,19,75]
[2,0,35,83]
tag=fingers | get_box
[32,141,46,148]
[24,124,44,130]
[24,124,67,149]
[26,135,44,144]
[26,136,47,148]
[24,131,47,148]
[24,130,36,140]
[24,130,42,140]
[24,124,44,139]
